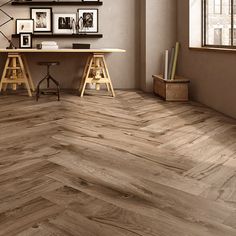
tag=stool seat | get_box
[38,61,60,66]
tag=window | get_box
[214,0,222,14]
[203,0,236,47]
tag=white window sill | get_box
[189,47,236,53]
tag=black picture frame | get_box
[30,7,53,33]
[15,19,34,35]
[77,8,99,33]
[19,33,32,49]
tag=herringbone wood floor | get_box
[0,90,236,236]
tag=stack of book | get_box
[163,42,180,81]
[41,41,59,50]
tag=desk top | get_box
[0,48,126,53]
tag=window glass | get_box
[205,0,231,46]
[214,0,222,14]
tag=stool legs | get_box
[0,53,35,97]
[36,75,60,102]
[79,53,115,97]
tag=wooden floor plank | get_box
[0,90,235,235]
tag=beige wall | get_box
[0,0,140,89]
[140,0,177,92]
[177,0,236,119]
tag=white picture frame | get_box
[53,13,77,34]
[16,19,34,34]
[30,8,52,33]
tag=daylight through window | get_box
[203,0,236,47]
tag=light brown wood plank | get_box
[0,90,235,235]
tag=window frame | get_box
[202,0,235,48]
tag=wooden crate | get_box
[153,75,190,101]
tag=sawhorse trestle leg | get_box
[0,53,35,97]
[79,53,115,97]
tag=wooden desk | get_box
[0,48,126,97]
[0,49,126,53]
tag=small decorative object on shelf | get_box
[72,43,90,49]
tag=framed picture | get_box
[77,9,98,33]
[19,33,32,48]
[53,13,77,34]
[16,19,34,34]
[30,8,52,33]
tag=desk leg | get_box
[12,57,17,91]
[18,55,32,97]
[80,53,115,97]
[0,53,32,97]
[0,57,10,92]
[80,56,93,97]
[101,54,115,97]
[79,55,92,93]
[22,54,35,92]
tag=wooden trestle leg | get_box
[0,53,35,97]
[79,53,115,98]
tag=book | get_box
[41,41,58,46]
[170,42,180,80]
[41,45,59,50]
[168,47,175,80]
[164,50,169,80]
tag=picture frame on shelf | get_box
[30,8,52,33]
[77,9,98,33]
[16,19,34,34]
[53,13,77,34]
[19,33,32,48]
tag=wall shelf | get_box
[12,1,103,6]
[12,34,103,39]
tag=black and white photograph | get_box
[53,13,77,34]
[77,9,98,33]
[30,8,52,32]
[19,33,32,48]
[16,19,34,34]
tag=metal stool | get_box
[36,62,60,101]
